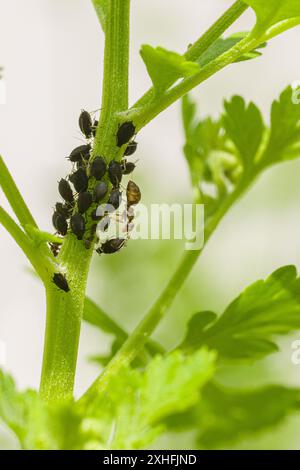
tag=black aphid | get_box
[79,110,93,139]
[90,224,97,236]
[58,179,74,203]
[70,213,86,240]
[122,161,136,175]
[52,212,68,236]
[124,141,138,156]
[108,160,122,187]
[49,242,61,257]
[77,191,93,214]
[91,209,101,221]
[126,180,141,206]
[117,121,136,147]
[90,156,107,180]
[92,119,99,137]
[108,189,122,210]
[55,202,71,219]
[69,168,88,193]
[93,181,108,202]
[53,273,70,292]
[96,238,126,255]
[84,239,92,250]
[68,144,91,162]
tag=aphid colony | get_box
[52,110,141,292]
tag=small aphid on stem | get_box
[68,144,91,163]
[92,119,99,137]
[79,110,93,139]
[70,213,85,240]
[53,273,70,292]
[55,202,71,219]
[117,121,136,147]
[124,141,138,156]
[93,181,108,202]
[122,161,136,175]
[108,189,122,210]
[77,191,93,214]
[52,212,68,236]
[49,242,61,257]
[126,180,141,206]
[108,160,122,187]
[58,179,74,204]
[90,156,107,180]
[69,168,89,193]
[96,238,126,255]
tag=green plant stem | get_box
[0,155,55,277]
[0,206,47,280]
[84,297,163,352]
[0,156,38,230]
[40,238,93,402]
[94,0,130,157]
[80,176,252,403]
[39,0,131,402]
[185,1,249,62]
[134,1,249,110]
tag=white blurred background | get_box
[1,0,300,449]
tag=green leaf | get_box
[182,95,240,211]
[181,87,300,217]
[180,266,300,361]
[140,45,200,94]
[166,382,300,449]
[0,370,106,450]
[245,0,300,35]
[0,370,58,449]
[260,86,300,167]
[92,0,109,32]
[223,95,265,171]
[198,33,266,67]
[83,349,216,449]
[182,93,197,142]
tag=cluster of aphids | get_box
[51,110,141,292]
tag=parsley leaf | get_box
[223,95,265,171]
[245,0,300,36]
[182,86,300,216]
[198,33,266,67]
[0,350,215,450]
[83,349,216,449]
[259,86,300,168]
[179,266,300,361]
[0,370,58,449]
[166,382,300,449]
[140,45,200,94]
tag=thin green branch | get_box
[133,1,249,110]
[83,297,165,356]
[84,296,128,340]
[0,156,38,230]
[130,35,259,130]
[94,0,131,158]
[0,206,47,280]
[185,1,249,62]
